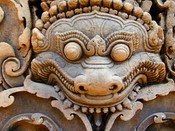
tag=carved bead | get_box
[116,104,123,111]
[44,21,51,29]
[66,10,75,18]
[103,108,109,113]
[103,0,112,8]
[57,13,66,19]
[58,1,67,13]
[49,5,57,16]
[75,8,83,14]
[89,108,95,113]
[83,7,91,13]
[110,107,116,112]
[68,0,78,10]
[41,11,50,23]
[122,98,132,110]
[35,19,44,30]
[118,12,128,20]
[64,42,82,61]
[142,12,152,24]
[40,2,49,11]
[132,7,143,18]
[109,9,118,15]
[81,107,88,113]
[123,2,133,14]
[63,99,72,109]
[113,0,123,10]
[50,1,59,7]
[111,44,130,62]
[79,0,89,7]
[73,104,80,111]
[92,6,100,11]
[101,7,109,13]
[49,16,57,23]
[90,0,102,6]
[96,108,101,113]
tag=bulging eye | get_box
[111,44,130,62]
[64,42,82,61]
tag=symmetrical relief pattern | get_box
[30,0,167,129]
[1,0,175,130]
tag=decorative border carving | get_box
[0,75,174,130]
[136,112,175,131]
[2,113,62,131]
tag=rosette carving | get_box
[0,42,24,89]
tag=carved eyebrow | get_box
[105,31,139,50]
[55,30,90,45]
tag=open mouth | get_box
[54,82,142,113]
[32,56,163,105]
[85,94,113,100]
[31,52,166,112]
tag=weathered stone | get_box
[0,0,175,130]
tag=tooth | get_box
[96,108,101,113]
[58,91,65,100]
[73,104,80,111]
[133,70,137,76]
[61,78,64,81]
[116,104,123,111]
[134,85,141,92]
[57,72,60,77]
[63,99,72,109]
[63,80,66,84]
[103,108,109,113]
[89,108,95,113]
[124,81,127,87]
[122,98,132,110]
[110,107,116,113]
[60,76,63,80]
[127,79,130,85]
[130,73,134,79]
[81,107,88,113]
[54,85,60,92]
[65,83,69,87]
[145,61,150,67]
[129,76,132,83]
[129,91,137,101]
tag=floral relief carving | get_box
[0,0,31,90]
[0,0,175,130]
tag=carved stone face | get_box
[31,10,165,111]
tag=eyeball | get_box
[111,44,130,62]
[64,42,82,61]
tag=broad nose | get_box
[74,70,124,96]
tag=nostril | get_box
[79,86,86,91]
[109,85,118,90]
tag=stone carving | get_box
[31,0,165,113]
[2,113,62,131]
[0,0,175,130]
[137,112,175,131]
[0,6,4,23]
[0,0,31,90]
